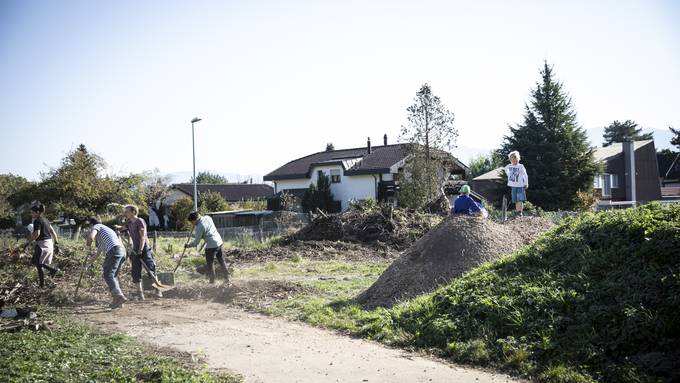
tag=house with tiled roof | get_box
[264,135,468,211]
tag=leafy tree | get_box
[325,143,335,151]
[602,120,653,146]
[0,174,31,228]
[170,197,194,231]
[468,150,504,178]
[398,83,457,209]
[199,190,228,213]
[10,144,143,238]
[501,62,598,211]
[302,174,336,213]
[191,171,228,184]
[670,126,680,149]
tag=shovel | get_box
[173,227,195,273]
[73,249,90,300]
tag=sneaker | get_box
[154,289,163,298]
[110,295,128,309]
[136,290,145,301]
[48,267,60,278]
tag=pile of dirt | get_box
[287,206,442,250]
[225,240,399,262]
[356,215,554,309]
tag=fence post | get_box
[502,195,508,221]
[153,231,157,252]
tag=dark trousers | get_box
[32,245,57,287]
[205,245,229,282]
[131,244,157,283]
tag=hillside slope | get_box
[367,204,679,382]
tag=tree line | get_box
[0,145,256,233]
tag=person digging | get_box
[28,203,61,288]
[116,205,163,300]
[185,212,230,284]
[85,216,128,309]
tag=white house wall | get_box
[276,164,383,211]
[335,174,378,210]
[275,178,315,192]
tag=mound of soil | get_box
[287,207,441,250]
[356,215,554,309]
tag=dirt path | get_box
[72,299,523,383]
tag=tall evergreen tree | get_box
[669,126,680,150]
[502,62,598,211]
[602,120,653,146]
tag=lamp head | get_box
[191,117,202,123]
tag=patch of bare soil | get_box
[164,279,315,308]
[356,215,554,309]
[71,299,523,383]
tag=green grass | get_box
[0,312,242,383]
[260,203,680,383]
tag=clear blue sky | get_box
[1,0,679,181]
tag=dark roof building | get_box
[264,143,468,181]
[171,183,274,202]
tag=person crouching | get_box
[452,185,488,218]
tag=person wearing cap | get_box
[452,185,487,217]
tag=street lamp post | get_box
[191,117,202,212]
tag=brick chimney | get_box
[383,134,388,146]
[367,137,372,154]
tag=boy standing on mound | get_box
[505,151,529,217]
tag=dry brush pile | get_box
[286,206,442,250]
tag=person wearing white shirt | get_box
[504,151,529,216]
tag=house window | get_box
[317,170,324,180]
[594,175,602,189]
[594,174,614,196]
[611,174,619,189]
[330,169,341,183]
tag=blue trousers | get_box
[102,246,126,297]
[130,244,157,283]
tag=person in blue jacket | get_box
[452,185,488,217]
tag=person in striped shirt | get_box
[86,216,128,309]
